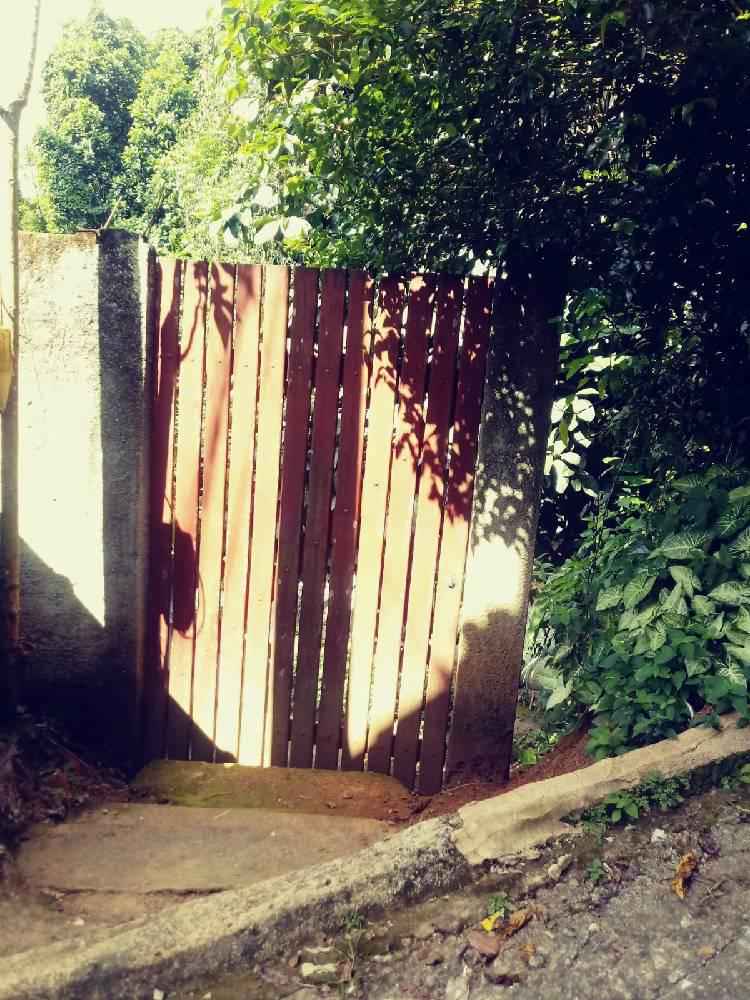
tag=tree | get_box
[32,4,148,231]
[217,0,750,549]
[116,30,203,239]
[0,0,42,718]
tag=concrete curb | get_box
[4,717,750,1000]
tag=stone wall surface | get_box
[7,230,149,764]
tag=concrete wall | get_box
[9,231,150,766]
[446,269,565,783]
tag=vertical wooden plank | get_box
[289,269,347,768]
[214,265,261,761]
[166,261,207,759]
[316,272,374,770]
[190,264,234,761]
[238,265,289,765]
[268,268,319,765]
[365,277,434,775]
[144,258,181,761]
[341,277,405,770]
[418,277,494,793]
[391,276,463,787]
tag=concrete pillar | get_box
[10,231,150,766]
[445,269,565,783]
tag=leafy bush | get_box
[574,773,690,834]
[526,467,750,758]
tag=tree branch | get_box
[19,0,42,108]
[0,0,42,124]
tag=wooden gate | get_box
[144,259,494,792]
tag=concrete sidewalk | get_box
[16,803,387,894]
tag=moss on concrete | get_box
[134,760,415,820]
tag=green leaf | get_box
[733,606,750,634]
[623,573,657,610]
[728,486,750,503]
[669,565,701,597]
[571,397,595,423]
[730,527,750,556]
[552,643,574,664]
[546,680,573,710]
[709,582,750,606]
[706,612,725,639]
[596,585,623,611]
[623,799,639,819]
[727,644,750,667]
[685,658,708,678]
[717,502,750,539]
[691,595,716,617]
[649,621,667,651]
[663,584,685,613]
[659,532,710,561]
[551,458,575,494]
[672,475,706,493]
[703,675,731,703]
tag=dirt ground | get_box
[176,783,750,1000]
[412,726,591,823]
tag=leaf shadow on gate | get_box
[273,269,561,791]
[145,260,562,791]
[147,261,242,766]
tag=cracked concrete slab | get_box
[456,713,750,863]
[16,803,388,893]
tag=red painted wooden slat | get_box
[315,272,374,770]
[341,277,405,770]
[365,276,434,775]
[391,276,463,787]
[418,277,494,794]
[268,268,319,765]
[190,263,234,761]
[165,261,208,760]
[214,265,262,761]
[238,265,289,765]
[144,258,181,761]
[289,269,347,768]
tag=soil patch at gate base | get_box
[133,728,593,826]
[410,726,592,823]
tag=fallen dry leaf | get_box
[501,909,533,938]
[467,929,502,958]
[672,851,699,899]
[520,942,537,964]
[476,908,534,950]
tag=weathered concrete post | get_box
[14,231,150,766]
[445,267,565,783]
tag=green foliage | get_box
[512,724,564,769]
[217,1,748,285]
[584,859,608,885]
[575,772,689,833]
[32,5,149,230]
[115,31,203,237]
[486,893,513,919]
[342,911,367,933]
[527,468,750,758]
[719,763,750,792]
[18,197,46,233]
[216,1,750,561]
